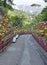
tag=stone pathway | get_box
[0,35,46,65]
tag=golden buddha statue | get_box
[3,14,8,23]
[0,33,3,41]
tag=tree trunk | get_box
[44,0,47,2]
[3,0,6,7]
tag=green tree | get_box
[0,0,13,7]
[35,6,47,22]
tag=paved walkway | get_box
[0,35,45,65]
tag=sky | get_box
[13,0,46,6]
